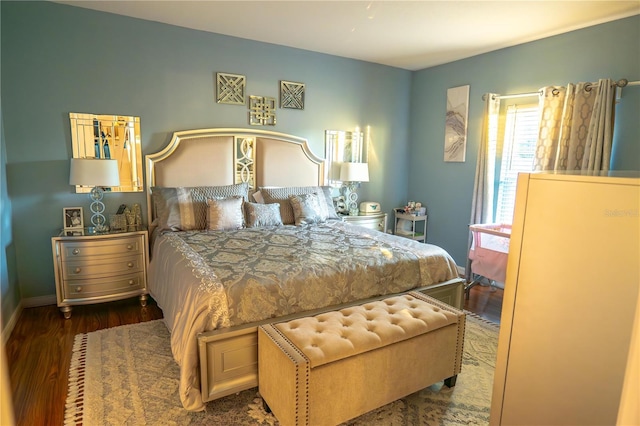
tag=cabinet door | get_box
[492,174,640,425]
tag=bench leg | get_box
[444,375,458,388]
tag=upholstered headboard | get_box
[145,128,326,223]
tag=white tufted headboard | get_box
[145,128,326,223]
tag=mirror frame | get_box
[70,112,143,193]
[324,129,366,188]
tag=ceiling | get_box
[55,1,640,71]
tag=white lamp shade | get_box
[69,158,120,187]
[340,162,369,182]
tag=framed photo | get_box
[64,207,84,230]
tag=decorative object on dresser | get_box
[63,207,84,231]
[216,72,246,105]
[279,80,305,109]
[69,158,120,233]
[394,207,427,242]
[339,161,369,215]
[51,227,149,319]
[341,211,387,233]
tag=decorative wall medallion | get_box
[249,96,277,126]
[280,80,305,109]
[216,72,246,105]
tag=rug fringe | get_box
[64,332,88,426]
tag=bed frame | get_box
[145,128,465,404]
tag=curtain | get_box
[466,93,499,282]
[534,78,616,172]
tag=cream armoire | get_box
[490,172,639,426]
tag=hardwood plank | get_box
[6,298,163,426]
[6,287,501,425]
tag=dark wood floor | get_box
[5,285,502,426]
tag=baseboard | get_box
[1,301,23,346]
[21,294,57,308]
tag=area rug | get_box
[64,313,499,426]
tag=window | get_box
[494,104,539,224]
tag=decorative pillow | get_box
[151,182,249,231]
[289,193,329,226]
[244,202,283,228]
[259,186,339,225]
[206,196,245,231]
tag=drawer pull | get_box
[128,279,135,286]
[127,262,134,268]
[72,248,80,255]
[74,267,81,274]
[126,244,133,250]
[75,286,82,293]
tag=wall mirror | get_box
[70,112,143,193]
[324,129,366,187]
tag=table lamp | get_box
[340,162,369,215]
[69,158,120,233]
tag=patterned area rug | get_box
[64,313,498,425]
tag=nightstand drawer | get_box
[63,273,145,299]
[59,236,142,261]
[61,254,144,280]
[341,212,387,233]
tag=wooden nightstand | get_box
[51,226,149,319]
[341,212,387,233]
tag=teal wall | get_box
[0,1,411,305]
[409,15,640,265]
[1,1,638,323]
[2,102,21,330]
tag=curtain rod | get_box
[482,78,640,101]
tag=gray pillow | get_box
[259,186,338,225]
[206,196,245,230]
[151,183,249,231]
[244,202,283,228]
[289,193,329,226]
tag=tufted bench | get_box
[258,291,465,426]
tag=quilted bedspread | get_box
[148,220,459,411]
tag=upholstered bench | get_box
[258,291,466,426]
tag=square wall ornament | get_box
[249,96,277,126]
[444,85,470,162]
[280,80,305,109]
[216,72,246,105]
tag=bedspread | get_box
[148,220,459,411]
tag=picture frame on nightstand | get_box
[63,207,84,230]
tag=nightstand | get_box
[394,211,427,242]
[341,212,387,233]
[51,226,149,319]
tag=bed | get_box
[145,128,465,411]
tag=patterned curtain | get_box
[466,93,499,282]
[534,78,616,172]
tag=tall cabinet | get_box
[491,172,639,426]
